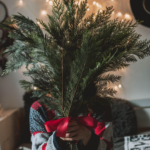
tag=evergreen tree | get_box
[1,0,150,148]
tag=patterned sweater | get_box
[29,100,114,150]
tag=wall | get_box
[0,0,150,113]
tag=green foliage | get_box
[1,0,150,121]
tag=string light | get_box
[125,13,131,19]
[117,12,122,17]
[93,1,96,5]
[46,0,49,2]
[99,4,102,8]
[122,19,124,22]
[86,3,89,6]
[19,0,23,5]
[114,86,118,90]
[87,8,89,11]
[118,84,122,88]
[49,1,53,5]
[112,11,114,14]
[100,10,103,12]
[96,3,99,6]
[42,10,47,15]
[34,87,37,90]
[37,21,40,24]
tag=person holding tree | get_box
[1,0,150,149]
[29,98,114,150]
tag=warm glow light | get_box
[118,84,122,88]
[125,13,131,19]
[87,22,90,24]
[37,21,40,24]
[112,11,114,14]
[98,4,102,8]
[86,3,89,6]
[46,0,49,2]
[87,8,89,11]
[34,87,37,90]
[93,1,96,5]
[49,1,53,5]
[96,13,97,15]
[100,10,103,12]
[42,10,47,15]
[114,86,118,90]
[122,19,124,21]
[117,12,122,17]
[111,0,114,1]
[19,0,23,5]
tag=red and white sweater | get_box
[29,100,114,150]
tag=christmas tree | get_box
[1,0,150,148]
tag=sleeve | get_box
[29,101,66,150]
[93,103,114,150]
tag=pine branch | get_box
[61,48,64,112]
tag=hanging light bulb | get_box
[42,10,47,15]
[49,1,53,5]
[117,12,122,17]
[118,84,122,88]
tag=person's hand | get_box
[59,119,92,146]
